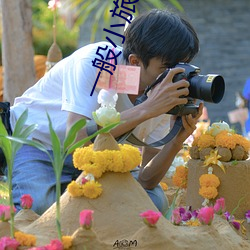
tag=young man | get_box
[8,9,202,215]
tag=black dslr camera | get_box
[134,63,225,116]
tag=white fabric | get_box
[10,41,171,149]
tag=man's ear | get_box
[128,54,141,66]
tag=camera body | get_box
[135,63,225,116]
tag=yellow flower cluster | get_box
[199,174,220,200]
[73,144,142,178]
[193,129,250,151]
[14,231,36,247]
[68,180,102,199]
[172,166,188,189]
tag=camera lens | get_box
[189,74,225,103]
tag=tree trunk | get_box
[1,0,35,104]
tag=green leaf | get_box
[0,118,12,164]
[12,109,28,137]
[63,118,86,151]
[6,136,52,161]
[165,188,180,220]
[47,114,62,174]
[11,124,38,154]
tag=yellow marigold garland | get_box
[69,142,142,199]
[73,144,141,176]
[14,231,36,247]
[82,163,105,179]
[172,165,188,189]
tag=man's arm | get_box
[66,67,191,142]
[138,103,203,189]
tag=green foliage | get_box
[68,0,183,42]
[32,1,79,57]
[0,109,38,238]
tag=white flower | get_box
[97,89,118,108]
[93,107,120,127]
[206,121,232,136]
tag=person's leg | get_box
[5,145,81,215]
[131,169,169,215]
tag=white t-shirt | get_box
[10,41,170,149]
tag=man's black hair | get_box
[123,9,199,68]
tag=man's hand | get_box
[141,67,190,119]
[171,102,204,145]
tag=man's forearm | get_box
[138,139,183,189]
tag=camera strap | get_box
[116,116,183,147]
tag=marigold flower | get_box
[62,236,73,249]
[67,181,84,197]
[14,231,36,247]
[197,134,215,149]
[82,163,105,178]
[79,210,94,229]
[73,144,141,178]
[215,131,237,149]
[197,207,214,225]
[172,166,188,189]
[213,197,225,215]
[140,210,162,227]
[20,194,33,209]
[199,174,220,188]
[82,180,102,199]
[0,236,19,249]
[233,134,250,151]
[199,186,218,200]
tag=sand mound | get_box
[11,171,250,250]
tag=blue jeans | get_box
[131,168,169,215]
[5,145,168,215]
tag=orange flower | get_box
[172,166,188,189]
[160,182,168,191]
[199,174,220,188]
[199,186,218,199]
[215,131,237,149]
[233,134,250,151]
[197,134,215,149]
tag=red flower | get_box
[213,197,225,215]
[139,210,162,227]
[0,236,19,249]
[20,194,33,209]
[0,205,16,221]
[197,207,214,225]
[79,210,94,229]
